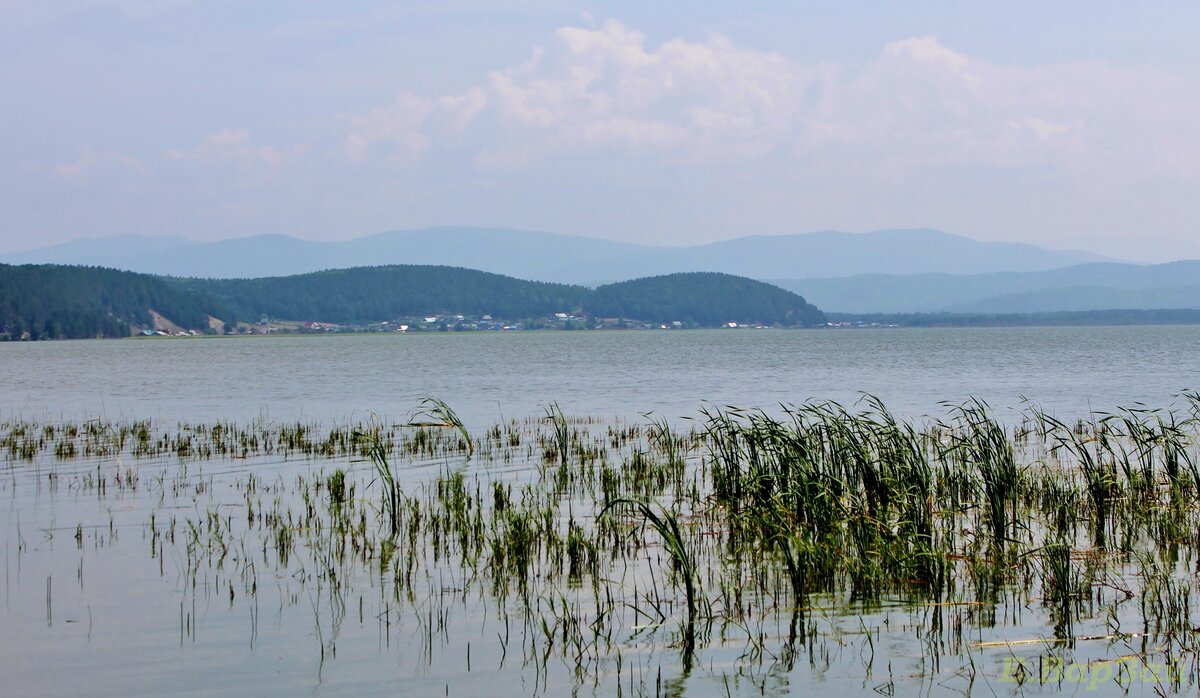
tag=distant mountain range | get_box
[774,261,1200,314]
[1,227,1110,283]
[14,226,1192,315]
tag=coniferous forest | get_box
[0,264,222,340]
[0,263,827,339]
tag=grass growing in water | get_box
[355,426,404,537]
[601,497,700,655]
[10,392,1200,696]
[407,397,473,457]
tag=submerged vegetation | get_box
[7,392,1200,694]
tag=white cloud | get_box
[1014,117,1070,140]
[883,36,979,88]
[51,148,98,178]
[344,93,434,161]
[167,130,289,168]
[435,87,488,131]
[52,146,147,178]
[348,21,813,164]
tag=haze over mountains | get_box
[776,261,1200,314]
[5,227,1107,284]
[8,226,1199,315]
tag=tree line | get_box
[1,263,827,340]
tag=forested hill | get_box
[0,264,826,339]
[0,264,223,340]
[178,265,591,325]
[593,273,826,326]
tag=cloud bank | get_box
[11,16,1200,260]
[345,22,1196,181]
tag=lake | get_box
[3,326,1199,425]
[4,326,1200,697]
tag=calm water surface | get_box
[3,326,1198,425]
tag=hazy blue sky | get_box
[4,1,1200,260]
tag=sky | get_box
[3,1,1200,261]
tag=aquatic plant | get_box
[601,497,699,648]
[407,397,473,457]
[356,427,404,537]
